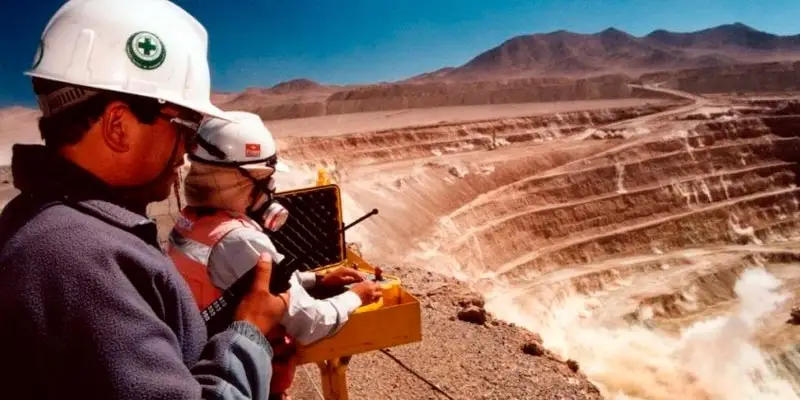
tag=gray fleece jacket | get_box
[0,144,272,400]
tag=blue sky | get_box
[2,0,799,107]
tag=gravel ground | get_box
[288,264,602,400]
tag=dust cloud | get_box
[480,267,797,400]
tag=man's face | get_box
[111,103,202,203]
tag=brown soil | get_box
[287,264,602,400]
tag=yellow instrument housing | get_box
[266,167,422,399]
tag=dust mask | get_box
[245,176,289,232]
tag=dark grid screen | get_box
[268,184,345,272]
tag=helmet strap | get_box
[240,166,275,207]
[37,85,100,117]
[193,133,227,160]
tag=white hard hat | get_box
[26,0,229,120]
[192,111,289,172]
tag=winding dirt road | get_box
[602,84,710,129]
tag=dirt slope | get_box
[289,264,602,400]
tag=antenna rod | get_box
[341,208,378,232]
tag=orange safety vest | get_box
[167,207,297,395]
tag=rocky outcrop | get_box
[788,306,800,325]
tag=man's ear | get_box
[101,101,131,153]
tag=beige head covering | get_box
[183,161,274,213]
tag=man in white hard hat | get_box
[168,111,383,399]
[0,1,288,399]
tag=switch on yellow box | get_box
[295,249,422,365]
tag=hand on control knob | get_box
[318,266,367,287]
[349,281,383,305]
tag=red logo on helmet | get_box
[245,143,261,157]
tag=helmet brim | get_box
[239,160,290,173]
[170,96,232,122]
[24,70,233,122]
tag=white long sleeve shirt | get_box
[208,226,362,345]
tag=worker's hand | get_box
[318,267,366,287]
[349,281,383,305]
[235,253,290,335]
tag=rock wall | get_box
[639,61,800,94]
[239,75,635,121]
[324,75,633,115]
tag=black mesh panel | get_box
[268,184,345,272]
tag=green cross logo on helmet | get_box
[126,31,166,70]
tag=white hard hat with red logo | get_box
[26,0,229,120]
[191,111,289,173]
[190,110,291,232]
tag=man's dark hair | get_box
[32,78,164,149]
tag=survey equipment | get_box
[271,172,422,399]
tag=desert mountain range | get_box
[222,22,800,91]
[409,22,800,81]
[206,23,800,120]
[3,22,800,142]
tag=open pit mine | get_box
[153,87,800,399]
[4,87,800,399]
